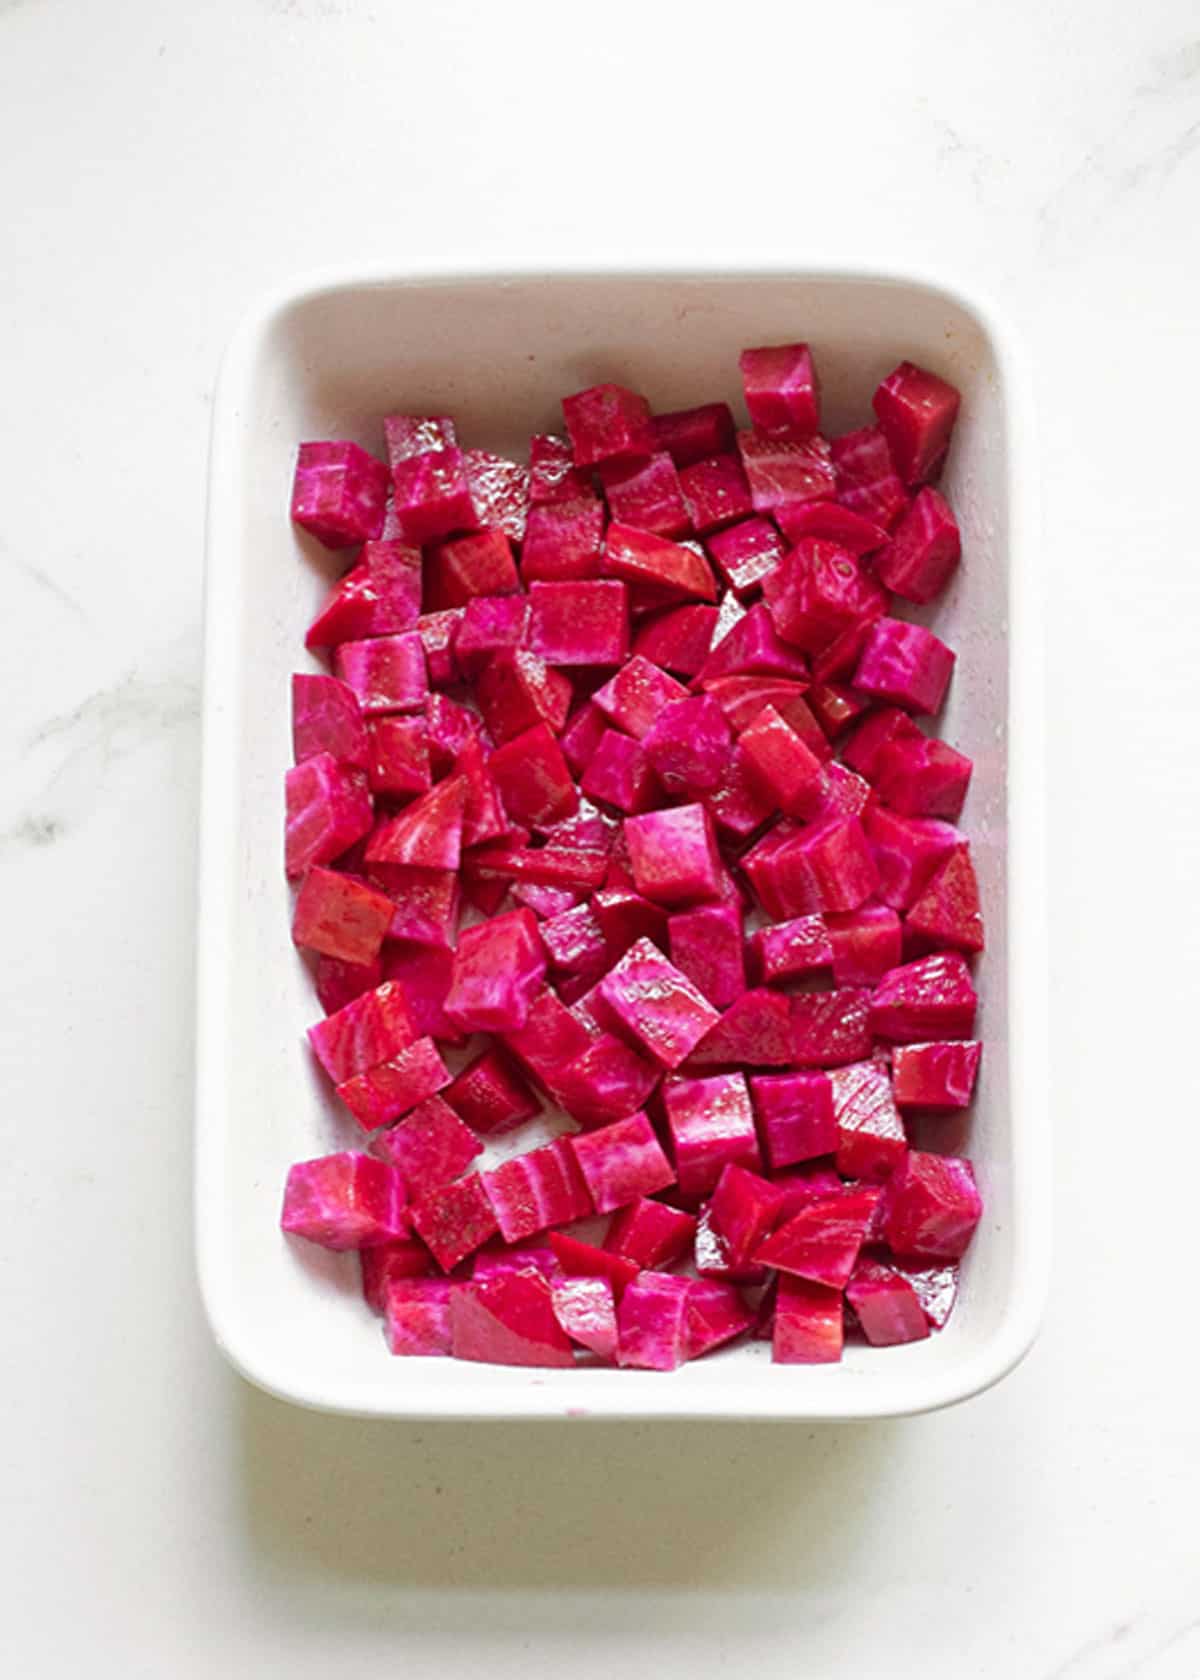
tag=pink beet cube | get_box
[697,602,810,686]
[390,445,479,544]
[809,680,873,739]
[476,649,572,744]
[875,486,961,603]
[830,427,909,529]
[444,909,546,1034]
[563,381,654,467]
[285,753,373,878]
[883,1150,982,1260]
[527,578,630,666]
[906,844,985,954]
[775,500,889,556]
[451,1268,575,1367]
[380,943,463,1042]
[292,673,369,768]
[632,602,720,677]
[410,1173,498,1271]
[643,695,733,798]
[845,1258,929,1346]
[444,1046,541,1136]
[663,1071,760,1196]
[280,1151,406,1250]
[888,1256,960,1329]
[520,497,607,583]
[855,619,956,716]
[825,905,903,985]
[684,1278,756,1358]
[829,1060,907,1180]
[604,523,718,603]
[503,988,595,1087]
[334,632,427,716]
[552,1275,619,1357]
[739,704,829,820]
[705,745,777,840]
[416,610,464,689]
[750,1071,838,1169]
[549,1231,639,1296]
[581,729,661,815]
[708,1163,785,1270]
[741,823,820,920]
[451,593,529,677]
[539,899,608,977]
[426,527,519,608]
[677,452,754,534]
[365,774,466,870]
[598,936,721,1069]
[739,342,820,437]
[873,360,961,485]
[705,516,786,598]
[316,952,384,1015]
[483,1136,593,1243]
[337,1036,451,1130]
[870,952,978,1043]
[307,979,417,1083]
[751,914,833,984]
[604,1197,696,1268]
[738,429,836,514]
[687,988,794,1067]
[791,986,873,1067]
[616,1272,694,1371]
[373,1094,482,1196]
[625,803,723,906]
[593,655,689,739]
[892,1040,982,1111]
[464,448,529,543]
[292,866,394,964]
[773,1275,844,1363]
[489,721,578,828]
[528,432,593,504]
[875,735,972,821]
[668,899,746,1009]
[305,540,422,650]
[864,805,962,910]
[560,702,612,775]
[570,1110,675,1213]
[291,440,390,548]
[360,1239,432,1313]
[368,862,460,947]
[763,538,885,655]
[793,816,879,913]
[383,414,457,465]
[383,1277,453,1356]
[756,1185,878,1288]
[364,715,431,799]
[599,450,690,538]
[652,402,736,466]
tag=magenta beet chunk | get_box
[560,703,612,776]
[539,900,608,977]
[873,361,961,485]
[563,382,654,467]
[870,952,978,1042]
[668,899,745,1009]
[688,988,794,1068]
[830,427,909,529]
[451,1268,575,1367]
[741,823,819,920]
[444,1045,541,1137]
[790,816,879,913]
[380,943,463,1042]
[808,682,873,741]
[738,703,830,820]
[571,1110,675,1213]
[409,1173,498,1271]
[307,979,417,1083]
[383,414,457,466]
[888,1256,960,1328]
[463,448,529,543]
[705,744,776,840]
[825,905,903,985]
[604,523,718,603]
[305,541,422,650]
[829,1060,907,1180]
[292,866,394,964]
[677,452,754,534]
[551,1032,660,1127]
[593,654,689,740]
[316,952,384,1015]
[471,1243,561,1281]
[513,881,582,920]
[364,715,431,798]
[875,486,961,604]
[705,517,786,598]
[333,631,427,717]
[855,619,955,716]
[426,527,520,608]
[845,1258,929,1346]
[642,696,733,799]
[696,603,810,687]
[383,1277,453,1356]
[883,1150,982,1260]
[284,754,373,878]
[520,497,607,583]
[292,673,369,769]
[876,735,972,821]
[892,1040,982,1111]
[549,1232,640,1298]
[763,538,885,656]
[360,1239,433,1313]
[416,610,464,689]
[598,936,721,1069]
[751,914,832,984]
[791,987,873,1068]
[444,909,546,1034]
[663,1071,760,1196]
[581,729,661,814]
[291,440,390,548]
[483,1136,593,1243]
[364,775,466,871]
[651,402,736,466]
[373,1094,482,1197]
[906,844,985,954]
[503,988,594,1086]
[390,445,479,545]
[552,1275,619,1357]
[468,845,608,895]
[488,721,578,828]
[367,863,460,947]
[453,736,508,850]
[281,1151,406,1250]
[632,602,720,677]
[476,649,572,744]
[528,433,592,505]
[708,1163,785,1270]
[605,1198,696,1268]
[757,1185,878,1288]
[750,1070,838,1169]
[775,501,889,556]
[685,1278,756,1359]
[625,803,722,907]
[864,805,962,910]
[738,428,836,515]
[616,1273,694,1371]
[337,1036,451,1130]
[453,593,529,677]
[708,680,831,759]
[599,450,691,538]
[739,342,820,437]
[840,707,922,781]
[527,578,630,666]
[773,1275,844,1363]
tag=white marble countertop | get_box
[4,1,1199,1674]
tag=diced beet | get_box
[663,1071,760,1196]
[887,1255,960,1328]
[475,649,572,745]
[520,497,607,583]
[426,527,519,609]
[598,936,721,1069]
[383,1277,453,1356]
[775,500,889,555]
[292,673,369,769]
[305,541,422,650]
[696,604,810,688]
[751,914,832,984]
[292,867,395,964]
[463,448,529,543]
[512,880,581,920]
[791,987,873,1068]
[549,1231,640,1298]
[571,1110,675,1213]
[763,539,885,655]
[604,1198,695,1269]
[870,952,978,1043]
[363,715,431,799]
[334,632,427,717]
[416,609,464,688]
[756,1185,878,1288]
[632,602,720,678]
[390,445,479,544]
[883,1149,981,1259]
[855,619,955,716]
[738,703,830,820]
[581,728,661,814]
[750,1070,838,1169]
[741,822,819,920]
[503,988,595,1087]
[443,909,546,1035]
[383,414,457,465]
[625,803,723,907]
[451,1268,575,1367]
[705,516,785,598]
[281,1150,407,1251]
[599,451,691,538]
[316,953,384,1016]
[307,979,417,1084]
[604,523,718,605]
[906,844,985,954]
[695,1200,767,1284]
[739,342,820,437]
[467,846,607,895]
[380,943,463,1043]
[285,754,373,879]
[842,707,924,781]
[337,1036,451,1130]
[708,1163,785,1268]
[373,1094,482,1196]
[845,1258,929,1346]
[364,775,466,872]
[551,1032,660,1128]
[291,440,390,548]
[368,862,460,947]
[875,735,972,821]
[552,1275,619,1357]
[830,427,909,529]
[773,1275,844,1363]
[864,805,962,910]
[738,429,836,514]
[668,899,745,1009]
[652,402,736,466]
[616,1272,693,1370]
[563,382,654,467]
[360,1238,433,1312]
[685,1278,756,1358]
[892,1040,982,1111]
[771,1163,846,1220]
[687,988,794,1068]
[528,433,592,504]
[875,487,961,605]
[677,452,754,534]
[873,361,961,485]
[486,721,577,828]
[825,905,903,985]
[453,593,530,677]
[781,816,879,914]
[450,738,506,851]
[409,1172,498,1271]
[472,1241,562,1280]
[539,899,608,978]
[559,702,611,777]
[705,744,776,840]
[829,1060,907,1180]
[642,695,733,798]
[593,655,689,739]
[483,1136,593,1243]
[527,578,630,666]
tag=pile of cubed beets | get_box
[281,342,985,1372]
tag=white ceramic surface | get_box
[197,267,1047,1420]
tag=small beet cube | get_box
[552,1032,661,1127]
[697,602,810,686]
[750,1071,838,1169]
[643,695,733,798]
[875,735,972,821]
[708,1163,785,1271]
[604,1197,696,1268]
[906,844,985,954]
[464,448,529,543]
[416,610,464,688]
[687,988,794,1068]
[741,823,819,920]
[763,538,885,655]
[292,673,369,768]
[581,729,661,814]
[751,914,832,984]
[383,1277,453,1356]
[598,936,721,1069]
[570,1110,675,1213]
[364,774,466,870]
[562,381,654,467]
[337,1036,451,1130]
[855,619,956,716]
[334,632,427,716]
[476,648,572,744]
[483,1136,593,1243]
[875,486,961,603]
[426,528,519,607]
[632,602,720,678]
[444,909,546,1034]
[888,1256,960,1328]
[373,1095,482,1196]
[452,593,529,677]
[305,540,422,650]
[284,754,373,878]
[830,427,909,529]
[706,516,786,597]
[830,1060,907,1180]
[560,702,612,775]
[593,655,689,739]
[616,1272,693,1370]
[527,578,630,666]
[316,952,384,1015]
[280,1151,406,1250]
[549,1231,640,1298]
[292,866,394,964]
[739,704,830,820]
[651,402,736,466]
[775,500,889,556]
[883,1150,982,1260]
[469,845,607,895]
[409,1173,498,1271]
[364,715,431,799]
[793,816,879,913]
[528,432,592,504]
[625,803,723,906]
[489,721,579,828]
[663,1071,760,1196]
[552,1275,619,1357]
[791,986,873,1068]
[380,943,463,1043]
[604,523,718,603]
[677,452,754,534]
[892,1040,982,1112]
[391,446,479,545]
[539,899,608,977]
[685,1277,756,1358]
[471,1243,562,1282]
[870,952,978,1042]
[842,707,924,781]
[705,745,776,840]
[773,1275,844,1363]
[291,440,390,548]
[307,979,417,1084]
[599,450,691,537]
[451,1268,575,1367]
[360,1239,433,1313]
[756,1185,878,1288]
[444,1045,541,1136]
[520,497,607,583]
[503,988,595,1087]
[864,805,962,909]
[383,414,457,465]
[845,1258,929,1346]
[368,862,460,947]
[873,360,961,485]
[668,899,746,1009]
[825,905,903,985]
[738,429,836,514]
[739,342,820,436]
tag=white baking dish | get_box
[196,265,1047,1419]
